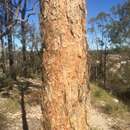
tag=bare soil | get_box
[0,78,130,130]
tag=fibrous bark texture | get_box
[41,0,90,130]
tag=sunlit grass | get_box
[91,83,128,118]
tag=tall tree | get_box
[89,12,110,87]
[20,0,28,77]
[0,1,6,73]
[41,0,90,130]
[96,12,110,87]
[107,0,130,48]
[5,0,16,80]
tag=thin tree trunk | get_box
[0,37,6,74]
[6,0,16,80]
[21,23,27,77]
[8,32,16,79]
[41,0,90,130]
[103,46,107,88]
[21,0,27,78]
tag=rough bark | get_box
[41,0,90,130]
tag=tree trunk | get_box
[41,0,90,130]
[21,0,27,78]
[8,32,16,79]
[21,22,27,77]
[103,46,107,88]
[6,0,16,80]
[0,37,6,74]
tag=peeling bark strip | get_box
[41,0,90,130]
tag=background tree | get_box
[6,0,16,80]
[107,0,130,49]
[88,12,110,87]
[96,12,110,87]
[88,0,130,101]
[0,1,6,74]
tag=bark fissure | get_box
[41,0,90,130]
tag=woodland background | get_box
[0,0,130,130]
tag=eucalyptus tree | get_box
[88,12,110,87]
[107,0,130,49]
[0,1,6,74]
[95,12,110,87]
[40,0,90,130]
[6,0,16,79]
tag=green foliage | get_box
[90,128,103,130]
[107,62,130,95]
[0,98,19,113]
[88,0,130,48]
[0,77,14,92]
[88,0,130,96]
[107,0,130,47]
[91,83,128,117]
[0,113,7,130]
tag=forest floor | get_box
[0,78,130,130]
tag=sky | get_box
[28,0,125,50]
[29,0,125,28]
[14,0,125,49]
[87,0,124,49]
[87,0,124,20]
[28,0,125,32]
